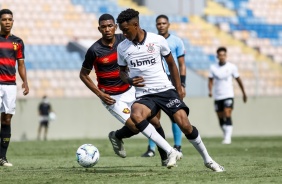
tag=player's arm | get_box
[208,78,213,97]
[79,67,115,105]
[178,56,186,97]
[119,66,145,87]
[18,59,29,95]
[164,53,183,99]
[235,77,247,103]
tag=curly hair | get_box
[216,47,227,54]
[117,8,139,24]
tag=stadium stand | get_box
[1,0,281,97]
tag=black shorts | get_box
[40,120,49,127]
[134,89,190,122]
[214,98,234,112]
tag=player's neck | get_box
[219,61,226,66]
[133,29,145,44]
[0,30,11,38]
[101,36,116,47]
[162,33,169,39]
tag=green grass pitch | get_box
[0,137,281,184]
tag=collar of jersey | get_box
[132,29,147,46]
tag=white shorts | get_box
[0,85,17,114]
[102,87,136,124]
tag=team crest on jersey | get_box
[146,43,155,53]
[122,108,130,114]
[12,42,19,51]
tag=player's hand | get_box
[177,88,185,100]
[99,92,116,105]
[128,76,145,87]
[22,82,29,95]
[208,92,212,98]
[243,94,247,103]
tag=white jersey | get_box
[118,31,175,97]
[209,62,239,100]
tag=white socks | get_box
[189,134,212,163]
[222,125,233,142]
[141,123,173,154]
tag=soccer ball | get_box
[76,144,100,168]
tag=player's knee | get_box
[1,117,12,125]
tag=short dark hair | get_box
[98,14,115,25]
[0,9,13,18]
[216,47,227,54]
[117,8,139,24]
[156,14,169,22]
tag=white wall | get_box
[11,96,282,141]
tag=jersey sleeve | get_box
[176,37,185,58]
[17,39,25,60]
[208,66,214,78]
[232,64,240,78]
[160,36,171,57]
[117,45,127,66]
[82,48,96,70]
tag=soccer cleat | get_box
[0,157,13,167]
[173,145,182,152]
[222,139,231,144]
[166,148,183,169]
[141,146,155,157]
[205,160,225,172]
[108,131,126,158]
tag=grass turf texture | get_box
[0,137,281,184]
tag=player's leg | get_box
[159,89,224,172]
[222,107,233,144]
[215,99,226,142]
[171,121,182,152]
[141,111,160,157]
[43,121,49,141]
[131,100,182,169]
[37,122,43,140]
[0,85,16,167]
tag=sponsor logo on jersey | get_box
[130,57,156,67]
[102,57,109,63]
[122,108,130,114]
[166,99,181,108]
[146,43,155,53]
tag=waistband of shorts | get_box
[107,86,132,96]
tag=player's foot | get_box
[161,158,169,166]
[205,160,225,172]
[173,145,182,152]
[108,131,126,158]
[166,148,183,169]
[0,157,13,167]
[141,146,155,157]
[222,139,231,144]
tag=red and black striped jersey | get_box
[0,34,24,85]
[82,34,130,95]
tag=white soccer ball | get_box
[76,144,100,168]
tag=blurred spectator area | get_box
[0,0,281,98]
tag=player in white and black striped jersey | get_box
[208,47,247,144]
[117,8,225,172]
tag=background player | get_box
[0,9,29,167]
[142,14,186,157]
[117,8,224,172]
[208,47,247,144]
[79,13,181,167]
[37,95,52,141]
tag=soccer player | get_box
[0,9,29,167]
[117,8,224,172]
[37,95,52,141]
[142,14,186,157]
[79,14,182,168]
[208,47,247,144]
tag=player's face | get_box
[156,18,169,36]
[98,19,117,40]
[217,51,227,63]
[0,14,14,34]
[119,21,137,41]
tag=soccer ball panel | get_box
[76,144,100,168]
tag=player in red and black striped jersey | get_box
[79,14,168,165]
[0,9,29,167]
